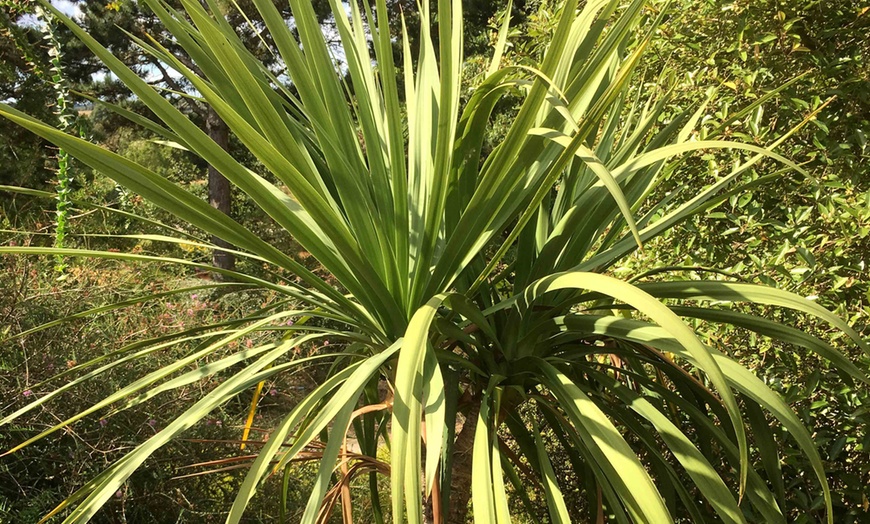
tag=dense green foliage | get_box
[0,4,59,193]
[640,3,870,519]
[0,0,868,522]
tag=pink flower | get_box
[191,294,198,300]
[285,319,294,326]
[22,389,33,397]
[269,388,278,396]
[99,419,108,427]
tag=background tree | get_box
[0,4,58,196]
[43,0,318,273]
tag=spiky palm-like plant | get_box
[2,0,868,522]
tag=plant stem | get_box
[36,5,76,275]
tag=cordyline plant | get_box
[1,0,868,522]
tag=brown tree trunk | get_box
[206,106,235,275]
[446,401,480,524]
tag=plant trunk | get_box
[446,401,480,524]
[206,106,235,275]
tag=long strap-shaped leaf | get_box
[521,271,750,494]
[0,103,370,324]
[471,383,498,522]
[586,369,747,524]
[0,245,330,309]
[392,294,452,523]
[300,402,356,524]
[669,305,870,385]
[535,360,672,522]
[637,281,870,356]
[426,0,591,297]
[407,0,464,307]
[464,0,656,293]
[26,0,403,333]
[129,9,403,331]
[532,400,633,524]
[422,343,446,497]
[580,101,828,272]
[44,335,323,523]
[3,312,303,456]
[601,362,787,522]
[531,127,642,247]
[1,332,227,427]
[226,361,365,523]
[530,417,572,523]
[566,314,833,523]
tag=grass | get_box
[0,248,326,522]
